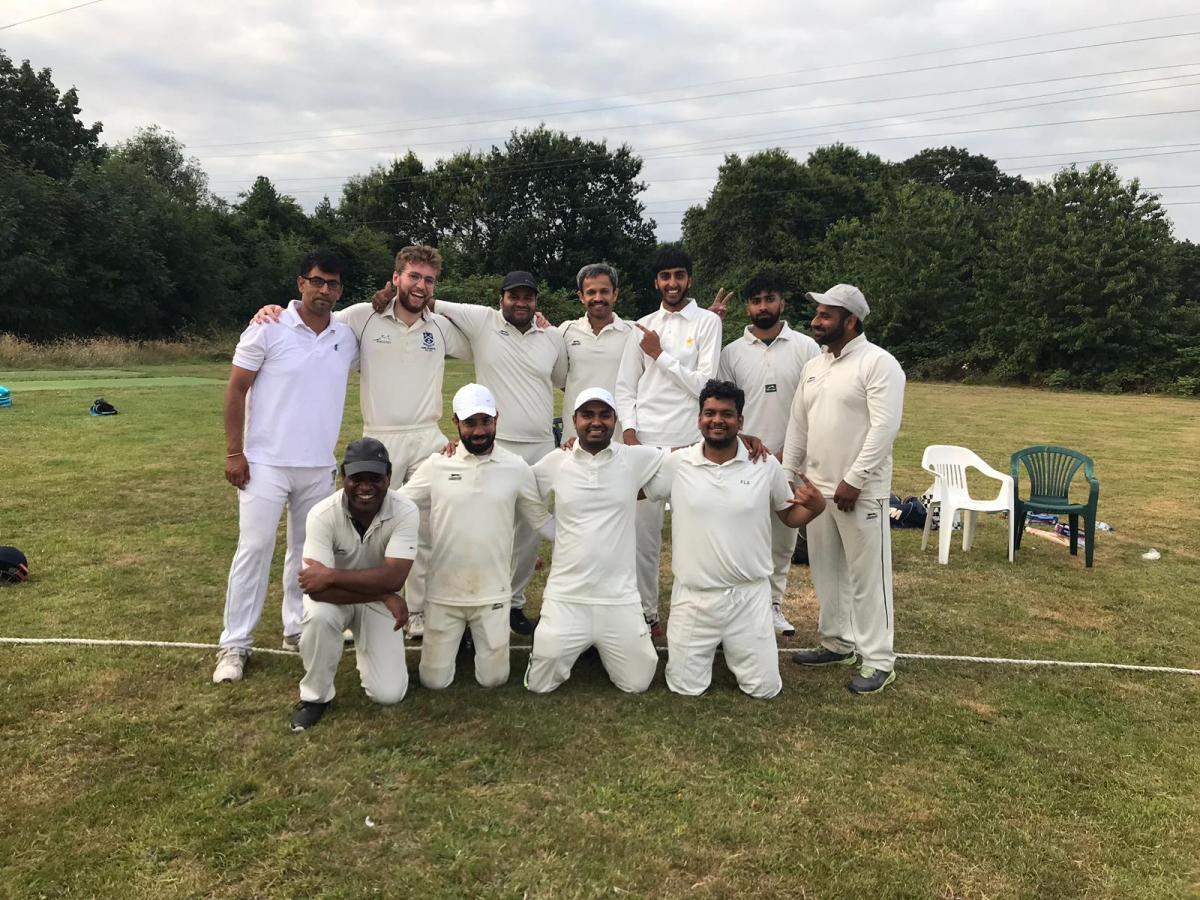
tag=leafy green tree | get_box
[901,146,1030,207]
[976,164,1177,388]
[0,50,103,178]
[338,151,432,251]
[111,126,209,206]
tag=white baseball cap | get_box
[805,283,870,321]
[452,383,497,419]
[572,386,617,414]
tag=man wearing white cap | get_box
[718,271,820,637]
[289,437,419,732]
[644,380,826,699]
[782,284,906,695]
[401,383,553,689]
[525,387,666,694]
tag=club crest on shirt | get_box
[686,337,694,346]
[373,333,393,345]
[421,331,435,351]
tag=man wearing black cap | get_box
[419,272,568,635]
[782,284,906,695]
[289,438,420,731]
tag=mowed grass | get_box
[1,359,1199,899]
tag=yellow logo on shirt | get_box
[686,337,694,346]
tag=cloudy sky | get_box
[5,0,1199,240]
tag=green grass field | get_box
[1,360,1199,899]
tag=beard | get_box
[752,310,780,330]
[394,283,425,314]
[815,319,847,346]
[461,432,496,456]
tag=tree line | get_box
[2,49,1198,392]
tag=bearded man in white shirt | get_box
[782,285,906,695]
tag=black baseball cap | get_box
[500,271,538,292]
[342,437,390,476]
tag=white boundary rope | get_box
[2,636,1198,676]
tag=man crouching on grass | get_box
[643,380,826,699]
[289,438,419,732]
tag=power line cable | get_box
[0,0,103,30]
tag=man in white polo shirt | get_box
[289,438,419,731]
[558,263,633,443]
[215,250,359,684]
[252,245,470,642]
[783,284,906,695]
[644,380,826,699]
[615,246,723,636]
[401,384,553,690]
[421,272,567,635]
[525,388,666,694]
[718,272,820,637]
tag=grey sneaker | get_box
[404,610,424,641]
[848,666,896,694]
[289,700,331,732]
[212,647,250,683]
[791,646,858,667]
[281,633,301,652]
[771,604,796,637]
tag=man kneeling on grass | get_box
[289,438,419,732]
[643,380,826,699]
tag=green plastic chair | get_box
[1011,446,1100,567]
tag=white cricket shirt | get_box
[718,322,820,454]
[302,489,420,574]
[614,299,723,447]
[337,301,471,433]
[558,314,632,440]
[532,443,666,604]
[233,300,359,468]
[645,441,793,590]
[400,443,551,606]
[782,334,906,500]
[434,300,567,444]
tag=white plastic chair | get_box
[920,445,1015,564]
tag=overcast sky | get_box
[5,0,1199,241]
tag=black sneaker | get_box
[289,700,330,732]
[848,666,896,695]
[791,647,858,667]
[510,607,535,636]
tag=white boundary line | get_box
[2,636,1198,676]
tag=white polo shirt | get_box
[782,334,906,500]
[532,443,666,605]
[400,443,551,606]
[434,300,567,444]
[302,489,419,574]
[233,300,359,468]
[337,301,471,433]
[614,299,723,447]
[558,314,632,439]
[719,323,820,453]
[645,441,794,590]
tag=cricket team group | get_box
[214,243,905,732]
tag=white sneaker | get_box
[281,633,300,652]
[405,610,424,640]
[772,604,796,637]
[212,647,250,683]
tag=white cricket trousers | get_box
[364,426,447,616]
[635,496,666,621]
[770,515,799,606]
[219,462,334,649]
[525,598,659,694]
[298,596,409,704]
[806,498,896,671]
[494,437,555,609]
[666,579,781,699]
[419,600,511,689]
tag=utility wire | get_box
[0,0,103,30]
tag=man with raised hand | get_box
[644,380,826,699]
[718,272,820,637]
[386,272,566,636]
[783,284,906,695]
[215,249,359,685]
[401,384,553,690]
[251,245,470,643]
[289,438,419,732]
[615,246,723,637]
[525,388,666,694]
[558,263,633,443]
